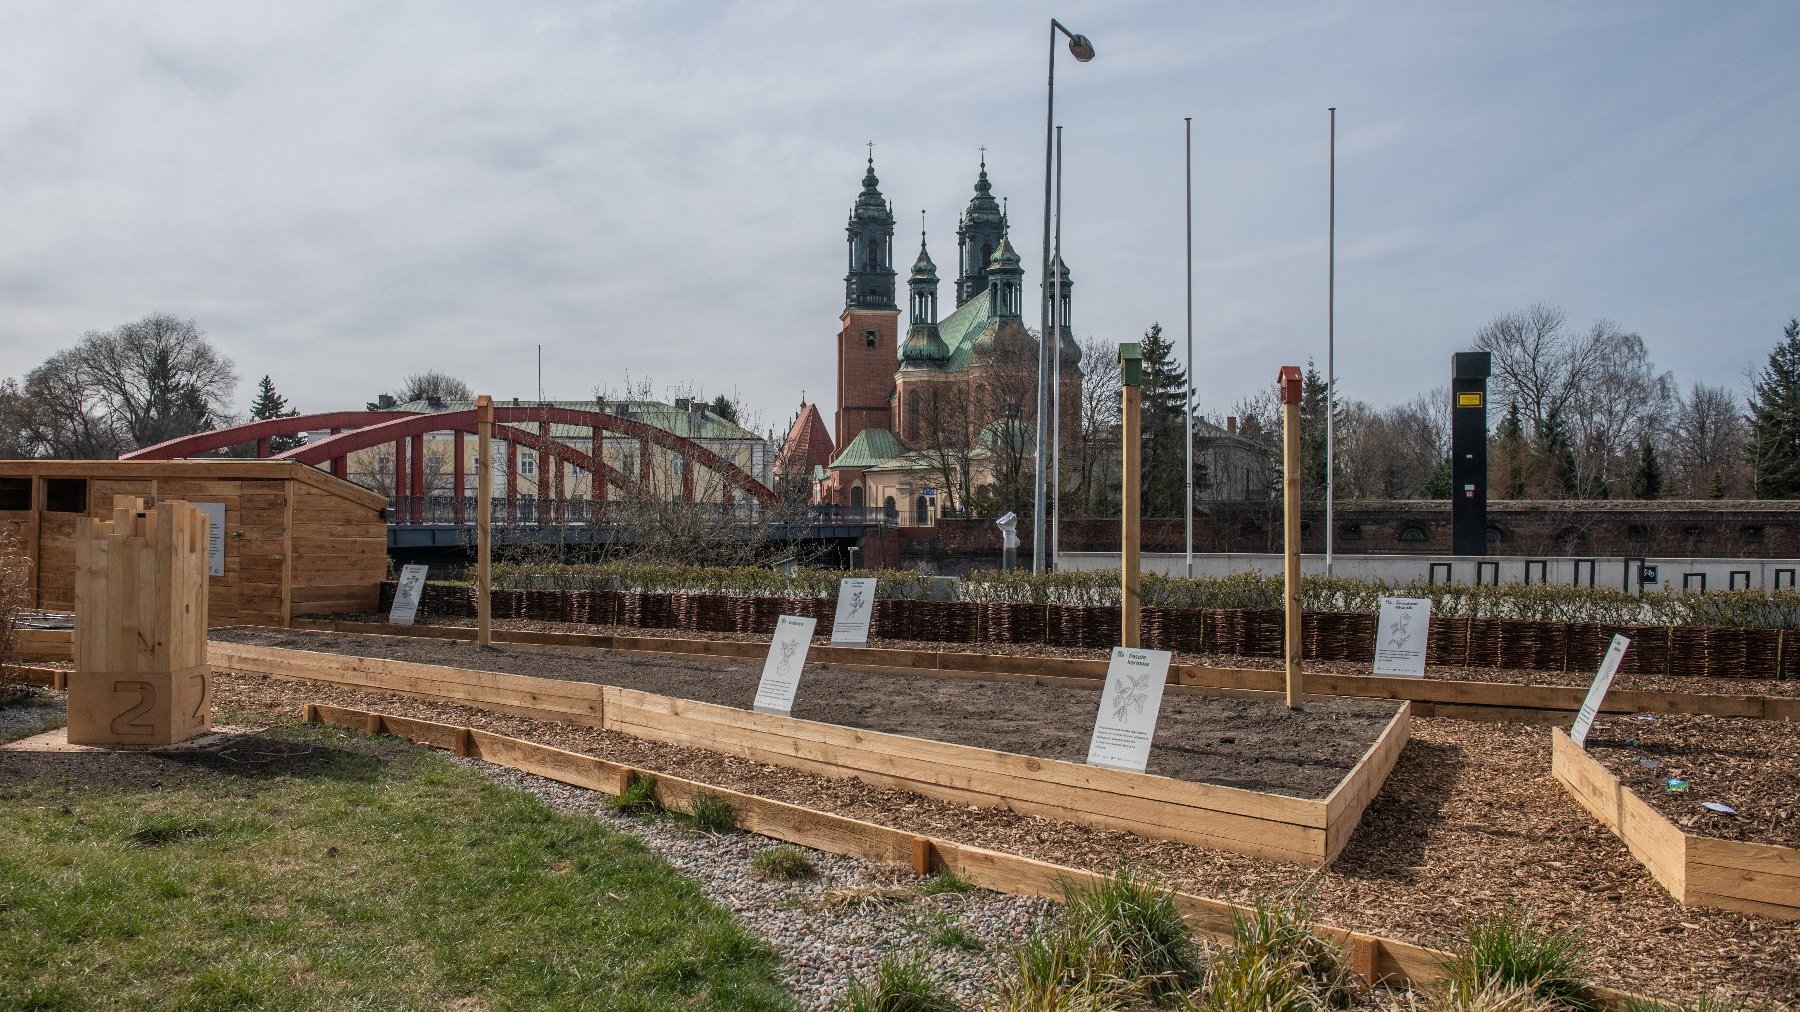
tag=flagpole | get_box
[1184,115,1195,580]
[1325,107,1337,577]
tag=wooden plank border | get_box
[301,701,1649,1008]
[1551,727,1798,921]
[210,641,1407,867]
[287,619,1800,722]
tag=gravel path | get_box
[0,690,66,743]
[465,760,1050,1009]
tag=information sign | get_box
[1085,647,1172,773]
[1372,596,1432,677]
[1570,634,1632,748]
[389,564,430,626]
[752,615,817,715]
[830,577,877,645]
[194,502,226,577]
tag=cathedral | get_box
[782,155,1081,525]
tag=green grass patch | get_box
[687,792,736,833]
[608,770,661,816]
[916,870,975,896]
[838,951,963,1012]
[1442,907,1596,1011]
[0,722,793,1011]
[750,846,818,881]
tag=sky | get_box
[2,1,1797,441]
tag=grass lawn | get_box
[0,717,795,1011]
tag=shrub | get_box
[749,845,817,881]
[1226,899,1357,1007]
[686,792,734,833]
[1441,908,1595,1011]
[839,951,964,1012]
[605,773,659,816]
[1058,868,1203,994]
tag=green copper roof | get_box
[828,426,905,469]
[933,289,991,372]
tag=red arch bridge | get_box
[124,407,896,552]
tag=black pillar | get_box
[1451,352,1491,556]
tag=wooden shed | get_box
[0,460,388,627]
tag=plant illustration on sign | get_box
[1388,611,1417,650]
[848,589,867,616]
[1108,670,1152,723]
[776,638,799,677]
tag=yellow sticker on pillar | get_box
[1457,392,1483,408]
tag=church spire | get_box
[900,219,947,369]
[844,149,896,311]
[955,152,1006,306]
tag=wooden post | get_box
[1119,343,1143,649]
[1278,365,1304,709]
[476,395,493,647]
[68,496,211,746]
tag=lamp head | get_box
[1067,33,1095,61]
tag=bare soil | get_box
[212,627,1401,799]
[1584,713,1800,848]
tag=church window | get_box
[914,495,929,525]
[865,329,877,347]
[850,486,864,508]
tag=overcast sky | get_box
[3,1,1796,440]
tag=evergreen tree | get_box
[1298,360,1333,500]
[1536,409,1578,496]
[1708,471,1727,499]
[1418,458,1452,499]
[1136,323,1191,516]
[1490,401,1529,498]
[708,394,741,424]
[1628,440,1663,499]
[249,375,302,453]
[1749,318,1800,498]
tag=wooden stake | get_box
[1278,365,1304,709]
[1119,343,1143,649]
[476,394,493,647]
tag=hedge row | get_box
[473,562,1800,629]
[377,582,1797,680]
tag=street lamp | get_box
[1035,18,1094,574]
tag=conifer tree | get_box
[1136,323,1191,516]
[1749,318,1800,498]
[249,375,302,453]
[1628,441,1663,499]
[1491,401,1529,498]
[1298,360,1333,500]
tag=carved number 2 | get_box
[111,681,156,737]
[190,670,208,721]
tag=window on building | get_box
[1398,525,1427,543]
[45,478,87,513]
[519,456,535,477]
[1338,522,1362,538]
[915,495,929,525]
[1627,524,1649,541]
[884,496,896,515]
[0,477,30,511]
[850,486,864,508]
[1487,525,1504,543]
[1741,525,1765,542]
[865,329,877,348]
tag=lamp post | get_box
[1034,17,1094,574]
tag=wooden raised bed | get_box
[1551,728,1799,920]
[208,640,1410,867]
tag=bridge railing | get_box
[387,496,899,529]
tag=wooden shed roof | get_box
[0,459,388,511]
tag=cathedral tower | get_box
[835,154,900,454]
[955,158,1006,306]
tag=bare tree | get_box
[913,380,978,515]
[969,329,1040,517]
[1334,390,1450,500]
[396,371,473,405]
[1669,382,1749,497]
[11,350,128,459]
[1563,324,1674,497]
[78,313,238,449]
[1067,337,1121,517]
[1474,304,1595,434]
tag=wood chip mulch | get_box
[195,663,1799,1008]
[1585,713,1800,848]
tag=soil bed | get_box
[1583,713,1800,848]
[213,626,1400,798]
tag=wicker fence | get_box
[379,582,1793,679]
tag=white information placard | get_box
[830,577,877,645]
[194,502,226,577]
[389,564,430,626]
[753,615,818,715]
[1570,634,1631,749]
[1085,647,1173,773]
[1372,596,1432,677]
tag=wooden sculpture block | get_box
[67,496,212,746]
